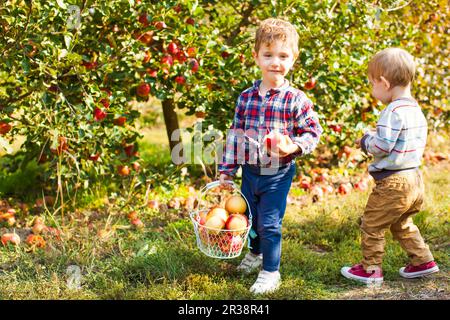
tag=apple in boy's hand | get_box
[263,131,297,157]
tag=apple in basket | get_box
[206,206,228,222]
[224,195,247,214]
[195,211,208,225]
[218,232,244,254]
[204,215,226,234]
[225,213,248,235]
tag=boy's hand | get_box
[264,133,299,158]
[219,173,233,191]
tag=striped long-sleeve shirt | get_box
[361,97,428,180]
[218,80,323,176]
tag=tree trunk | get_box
[162,98,182,155]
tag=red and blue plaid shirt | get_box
[219,80,323,176]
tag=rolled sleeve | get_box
[291,97,323,157]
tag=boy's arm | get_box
[218,95,245,177]
[291,96,323,156]
[361,110,403,157]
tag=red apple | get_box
[131,218,144,229]
[186,17,195,25]
[338,183,352,195]
[189,58,199,72]
[89,153,100,161]
[1,233,20,246]
[138,14,149,26]
[304,77,316,90]
[0,121,12,135]
[167,42,178,55]
[221,51,230,59]
[300,180,311,190]
[174,50,187,63]
[137,82,151,97]
[224,214,248,235]
[93,107,107,121]
[175,75,186,85]
[173,5,182,13]
[114,116,126,126]
[124,144,136,157]
[137,31,154,45]
[154,21,167,30]
[161,55,173,67]
[146,68,157,77]
[99,98,110,109]
[329,124,342,133]
[81,61,98,70]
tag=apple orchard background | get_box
[0,0,449,298]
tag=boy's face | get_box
[253,40,296,87]
[369,75,392,104]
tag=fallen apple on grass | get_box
[1,233,21,246]
[26,234,46,248]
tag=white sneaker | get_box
[250,270,281,294]
[236,252,263,274]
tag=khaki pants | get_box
[360,170,434,270]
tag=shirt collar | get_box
[252,79,291,95]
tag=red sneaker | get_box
[341,264,383,284]
[399,261,439,279]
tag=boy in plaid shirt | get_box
[341,48,439,284]
[219,18,322,294]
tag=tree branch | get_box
[225,3,256,46]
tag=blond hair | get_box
[255,18,299,58]
[368,48,416,87]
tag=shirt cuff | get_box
[361,134,370,154]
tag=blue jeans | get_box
[241,163,296,272]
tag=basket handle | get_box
[196,180,252,220]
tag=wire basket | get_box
[190,180,252,259]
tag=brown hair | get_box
[255,18,299,58]
[368,48,416,87]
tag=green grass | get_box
[0,121,448,300]
[0,161,448,300]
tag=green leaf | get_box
[64,34,72,49]
[56,0,67,10]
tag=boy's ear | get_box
[380,76,391,90]
[252,50,258,59]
